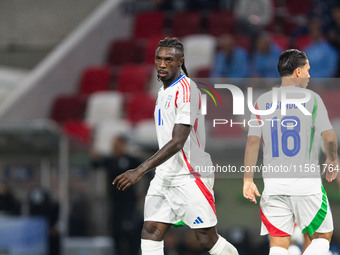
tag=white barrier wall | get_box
[0,0,131,122]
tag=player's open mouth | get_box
[158,71,168,77]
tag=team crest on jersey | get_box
[165,95,173,109]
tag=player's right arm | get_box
[321,129,339,182]
[243,135,261,204]
[113,123,191,191]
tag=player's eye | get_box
[166,58,172,63]
[155,57,161,62]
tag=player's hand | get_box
[112,168,143,191]
[322,158,339,182]
[243,179,261,204]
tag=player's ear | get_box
[295,67,301,78]
[179,57,184,67]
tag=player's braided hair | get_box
[157,37,189,77]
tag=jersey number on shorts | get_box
[271,116,301,157]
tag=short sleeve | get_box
[314,94,333,133]
[175,79,198,126]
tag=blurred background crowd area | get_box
[0,0,339,255]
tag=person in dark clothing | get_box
[28,188,60,255]
[91,135,143,255]
[0,181,20,215]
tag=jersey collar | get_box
[168,74,185,88]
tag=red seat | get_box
[134,12,165,39]
[126,93,156,124]
[294,35,312,50]
[143,36,164,64]
[195,67,212,78]
[271,34,290,50]
[207,11,235,36]
[117,64,151,93]
[171,12,202,37]
[286,0,312,15]
[320,91,340,120]
[78,66,113,95]
[62,121,92,145]
[107,39,139,66]
[50,94,87,124]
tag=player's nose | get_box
[159,60,166,68]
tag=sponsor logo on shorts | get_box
[193,216,204,225]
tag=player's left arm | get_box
[113,124,191,191]
[243,135,261,204]
[315,93,339,182]
[321,129,339,182]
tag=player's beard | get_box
[157,73,170,82]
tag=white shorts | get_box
[144,176,217,229]
[260,187,333,237]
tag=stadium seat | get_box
[320,90,340,120]
[107,38,140,66]
[195,67,212,78]
[78,66,113,95]
[133,120,158,147]
[286,0,312,15]
[143,36,164,64]
[50,94,87,124]
[207,11,236,36]
[84,91,124,126]
[92,120,132,155]
[62,121,92,145]
[293,35,312,50]
[134,12,165,39]
[182,34,217,75]
[170,12,202,37]
[126,93,156,124]
[117,64,151,93]
[271,34,290,50]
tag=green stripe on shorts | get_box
[302,186,328,236]
[173,221,185,228]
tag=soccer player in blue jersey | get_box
[243,49,338,255]
[114,37,238,255]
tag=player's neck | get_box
[162,73,182,89]
[280,77,301,88]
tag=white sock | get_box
[208,235,238,255]
[303,238,329,255]
[269,247,288,255]
[141,239,164,255]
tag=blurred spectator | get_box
[0,181,20,215]
[69,183,90,236]
[328,4,340,76]
[91,135,143,255]
[331,229,340,254]
[252,32,281,78]
[154,0,219,10]
[153,0,174,10]
[235,0,273,35]
[211,34,249,78]
[304,19,338,78]
[226,227,253,255]
[186,0,220,10]
[219,0,237,10]
[28,188,60,255]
